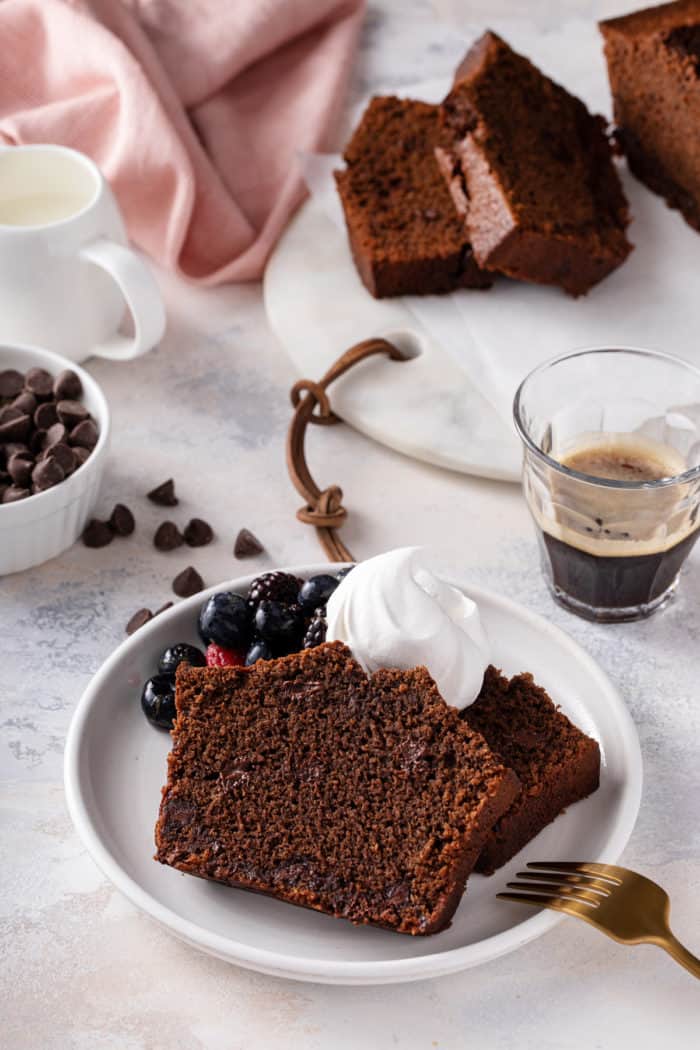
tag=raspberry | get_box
[247,571,301,606]
[206,643,245,667]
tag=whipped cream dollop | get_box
[326,547,490,709]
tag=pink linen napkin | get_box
[0,0,365,283]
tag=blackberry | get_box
[247,571,301,607]
[303,607,327,649]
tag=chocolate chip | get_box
[154,521,184,551]
[234,528,264,558]
[43,422,67,449]
[34,401,58,430]
[126,608,153,635]
[0,413,31,442]
[0,404,22,424]
[29,429,46,455]
[69,418,98,450]
[147,478,178,506]
[0,369,24,399]
[82,519,114,548]
[7,453,33,487]
[53,369,82,400]
[12,391,36,416]
[109,503,135,537]
[32,456,64,491]
[3,442,29,459]
[73,446,92,468]
[172,565,204,597]
[45,442,77,476]
[0,483,7,502]
[2,485,30,503]
[24,367,54,399]
[154,601,174,616]
[56,399,88,428]
[184,517,213,547]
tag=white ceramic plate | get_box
[65,565,642,985]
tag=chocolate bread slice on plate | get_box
[155,642,519,935]
[600,0,700,232]
[463,667,601,874]
[440,31,632,296]
[334,95,491,298]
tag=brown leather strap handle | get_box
[286,337,406,562]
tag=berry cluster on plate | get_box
[141,568,353,729]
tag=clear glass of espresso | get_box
[513,347,700,622]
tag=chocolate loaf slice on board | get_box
[440,31,632,296]
[600,0,700,231]
[334,95,491,298]
[155,642,519,935]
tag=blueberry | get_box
[198,591,251,648]
[246,638,273,665]
[158,642,206,675]
[336,564,355,581]
[298,573,339,610]
[141,674,177,729]
[254,599,303,644]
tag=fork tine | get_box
[527,861,623,885]
[506,880,602,907]
[514,871,613,896]
[496,892,595,919]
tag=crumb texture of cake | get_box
[155,642,519,935]
[440,31,632,296]
[600,0,700,231]
[334,95,491,298]
[463,666,601,874]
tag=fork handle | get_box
[658,933,700,979]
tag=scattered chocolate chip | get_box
[7,453,33,487]
[234,527,264,558]
[56,399,88,428]
[147,478,178,506]
[154,520,184,551]
[172,565,204,597]
[109,503,135,537]
[184,517,213,547]
[24,367,54,399]
[2,485,30,503]
[0,413,31,442]
[53,369,82,400]
[154,601,174,616]
[69,418,98,450]
[0,404,22,424]
[126,608,153,635]
[12,391,36,416]
[34,401,58,430]
[82,519,114,548]
[32,456,64,491]
[45,442,77,476]
[0,369,24,399]
[43,422,68,449]
[73,446,92,468]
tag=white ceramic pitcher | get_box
[0,144,165,361]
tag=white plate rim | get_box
[64,563,643,985]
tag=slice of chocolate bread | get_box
[440,32,632,296]
[155,642,520,935]
[334,96,491,298]
[600,0,700,231]
[463,667,601,874]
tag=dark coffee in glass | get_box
[514,349,700,622]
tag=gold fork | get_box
[498,861,700,979]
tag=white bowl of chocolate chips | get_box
[0,343,110,574]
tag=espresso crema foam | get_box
[532,432,699,558]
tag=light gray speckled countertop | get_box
[3,2,699,1046]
